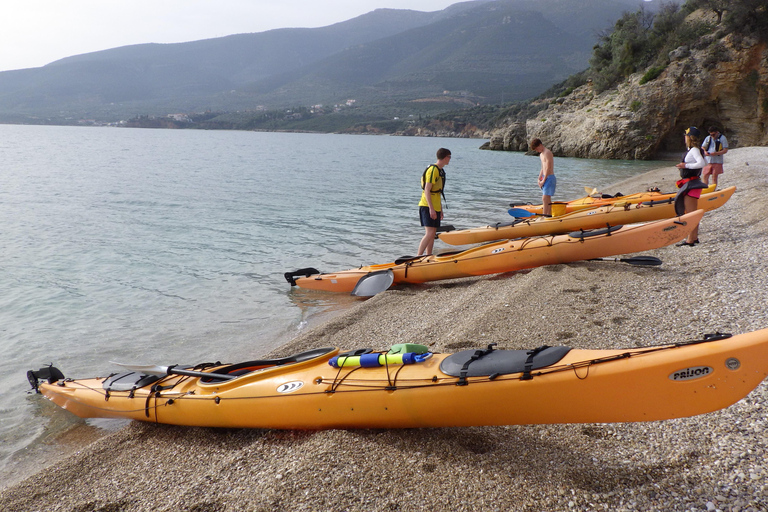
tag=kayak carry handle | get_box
[284,267,320,286]
[434,225,455,238]
[27,365,66,392]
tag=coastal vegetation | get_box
[586,0,767,92]
[393,0,768,146]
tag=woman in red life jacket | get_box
[674,127,707,246]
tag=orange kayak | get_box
[285,210,703,293]
[513,184,717,215]
[29,328,768,429]
[441,186,734,245]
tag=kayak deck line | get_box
[169,333,732,395]
[442,187,735,246]
[33,339,698,399]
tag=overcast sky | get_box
[0,0,464,72]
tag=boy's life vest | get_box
[702,134,723,153]
[421,165,446,196]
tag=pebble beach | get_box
[2,147,767,512]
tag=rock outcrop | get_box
[486,32,768,159]
[481,121,529,152]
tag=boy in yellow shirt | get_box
[417,148,451,255]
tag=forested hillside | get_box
[0,0,643,126]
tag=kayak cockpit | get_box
[197,347,337,384]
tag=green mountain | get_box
[247,4,585,105]
[0,0,647,123]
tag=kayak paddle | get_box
[584,186,601,196]
[507,208,536,218]
[350,269,394,297]
[110,362,236,380]
[588,256,663,266]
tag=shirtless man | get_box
[530,138,556,216]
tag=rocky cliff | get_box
[484,30,768,159]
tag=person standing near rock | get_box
[417,148,451,256]
[531,138,556,216]
[675,127,707,246]
[701,126,729,188]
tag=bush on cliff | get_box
[717,0,768,40]
[588,3,712,93]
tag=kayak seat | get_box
[203,347,337,380]
[440,346,571,378]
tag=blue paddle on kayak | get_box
[507,208,536,218]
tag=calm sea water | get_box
[0,124,666,485]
